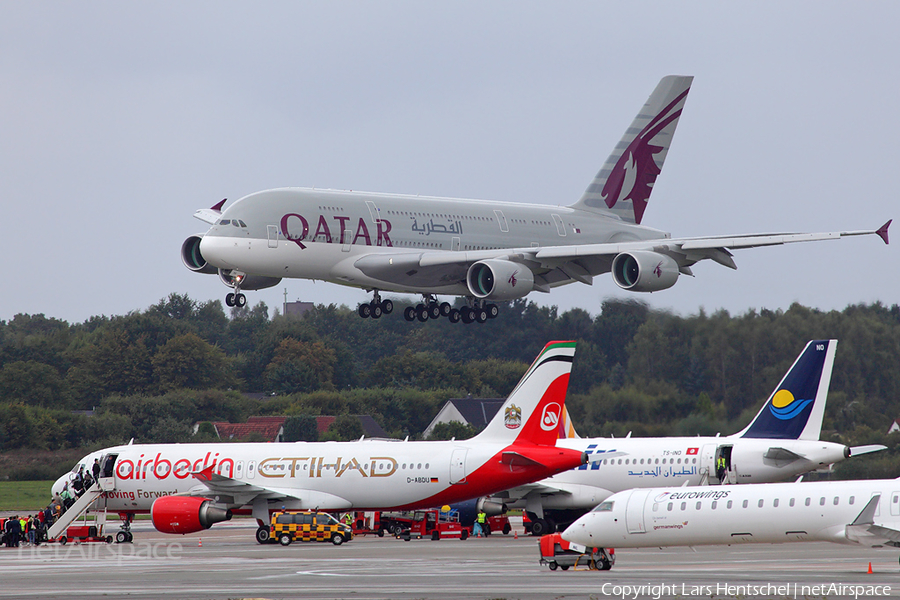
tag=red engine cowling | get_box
[151,496,233,535]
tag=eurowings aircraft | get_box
[484,340,885,535]
[181,76,890,323]
[561,478,900,567]
[52,341,586,542]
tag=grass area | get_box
[0,480,53,511]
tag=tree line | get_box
[1,294,899,479]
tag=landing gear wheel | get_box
[475,308,488,323]
[381,299,393,314]
[235,293,247,307]
[416,305,429,322]
[486,303,499,319]
[427,303,441,320]
[448,309,461,323]
[439,302,452,317]
[461,307,474,324]
[370,302,382,319]
[404,306,416,321]
[225,293,235,307]
[279,533,292,546]
[331,533,345,545]
[548,561,558,571]
[530,518,550,537]
[358,303,371,318]
[255,527,271,544]
[116,531,128,544]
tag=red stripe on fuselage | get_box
[391,444,584,510]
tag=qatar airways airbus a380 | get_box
[181,76,890,323]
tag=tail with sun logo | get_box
[473,341,576,446]
[737,340,837,440]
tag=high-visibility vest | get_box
[476,512,486,524]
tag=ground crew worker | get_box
[474,509,487,537]
[716,455,727,483]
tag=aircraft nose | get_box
[51,474,68,498]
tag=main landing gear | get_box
[402,297,498,325]
[357,291,394,319]
[116,513,134,543]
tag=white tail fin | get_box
[573,75,693,224]
[474,341,576,445]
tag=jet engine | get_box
[466,260,534,300]
[150,496,232,535]
[181,235,217,275]
[218,269,281,291]
[611,251,679,292]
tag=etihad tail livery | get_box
[181,76,890,323]
[52,342,586,542]
[562,478,900,567]
[484,340,885,535]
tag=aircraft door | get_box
[365,201,380,224]
[100,453,118,480]
[891,492,900,517]
[450,448,467,484]
[342,229,352,252]
[451,237,461,251]
[700,444,717,482]
[625,489,651,534]
[267,225,278,248]
[551,214,566,237]
[715,445,735,484]
[493,210,509,233]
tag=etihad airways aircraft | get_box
[52,341,586,542]
[181,76,890,323]
[484,340,885,535]
[561,478,900,567]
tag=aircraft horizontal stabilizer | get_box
[501,451,546,469]
[866,524,900,544]
[850,444,888,457]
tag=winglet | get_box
[191,464,216,482]
[851,494,880,526]
[211,198,227,212]
[876,219,891,245]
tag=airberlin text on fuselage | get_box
[280,214,393,249]
[115,452,399,481]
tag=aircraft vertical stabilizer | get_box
[474,341,575,446]
[737,340,837,440]
[573,75,693,224]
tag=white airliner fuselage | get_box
[563,478,900,553]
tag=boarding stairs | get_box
[47,477,114,540]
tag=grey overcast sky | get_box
[1,2,897,324]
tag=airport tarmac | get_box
[1,518,899,599]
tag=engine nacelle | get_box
[150,496,232,535]
[218,269,281,291]
[181,235,217,275]
[466,260,534,300]
[611,251,679,292]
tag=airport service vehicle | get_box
[562,478,900,568]
[269,510,352,546]
[538,533,614,571]
[489,340,885,535]
[397,509,468,541]
[55,524,112,546]
[182,76,890,321]
[52,341,587,542]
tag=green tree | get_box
[321,414,364,441]
[282,415,319,442]
[425,421,478,440]
[152,333,233,391]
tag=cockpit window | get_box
[70,463,81,473]
[238,220,248,227]
[593,501,614,512]
[218,219,231,225]
[232,220,240,227]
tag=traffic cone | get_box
[867,562,873,574]
[514,530,518,540]
[198,537,202,548]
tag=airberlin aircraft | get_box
[483,339,885,535]
[562,478,900,569]
[182,75,889,324]
[53,341,586,542]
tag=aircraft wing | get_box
[188,465,352,509]
[353,221,890,291]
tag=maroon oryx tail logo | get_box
[653,261,663,278]
[508,270,519,287]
